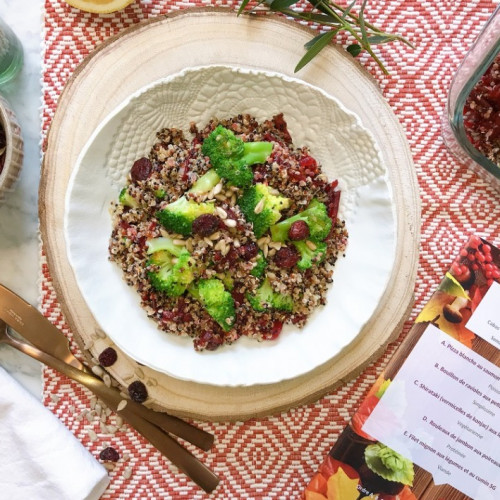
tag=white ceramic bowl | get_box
[0,94,23,201]
[65,65,397,386]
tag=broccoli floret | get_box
[155,170,220,236]
[119,187,139,208]
[238,183,291,238]
[270,198,332,243]
[156,197,215,236]
[293,240,327,271]
[146,236,185,257]
[189,169,221,194]
[250,250,267,278]
[247,278,293,312]
[193,278,236,332]
[201,125,273,188]
[147,249,195,297]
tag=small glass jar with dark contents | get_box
[442,5,500,190]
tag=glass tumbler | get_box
[442,5,500,190]
[0,17,23,86]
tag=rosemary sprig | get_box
[237,0,413,74]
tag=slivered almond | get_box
[306,240,317,250]
[214,240,225,252]
[123,467,133,479]
[215,207,228,219]
[213,182,223,195]
[117,400,128,412]
[172,239,186,246]
[220,242,230,256]
[253,198,265,214]
[224,219,237,228]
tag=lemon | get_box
[63,0,135,13]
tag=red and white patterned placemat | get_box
[40,0,500,497]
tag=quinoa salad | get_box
[109,114,348,351]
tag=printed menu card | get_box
[304,235,500,500]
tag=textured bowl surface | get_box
[0,94,23,201]
[64,65,396,386]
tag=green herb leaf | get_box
[237,0,251,15]
[358,0,369,46]
[306,0,332,17]
[341,0,357,20]
[299,12,340,25]
[268,0,299,10]
[237,0,413,74]
[367,34,398,44]
[295,30,336,72]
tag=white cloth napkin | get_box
[0,366,110,500]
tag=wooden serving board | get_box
[39,8,420,422]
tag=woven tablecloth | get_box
[40,0,500,498]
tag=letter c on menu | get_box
[414,379,419,386]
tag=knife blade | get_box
[0,283,214,451]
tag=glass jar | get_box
[0,17,23,87]
[442,5,500,190]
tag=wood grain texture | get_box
[39,8,420,421]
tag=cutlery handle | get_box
[125,400,214,451]
[5,334,220,493]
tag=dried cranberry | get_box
[274,246,300,269]
[239,241,259,260]
[130,157,152,182]
[327,189,341,220]
[288,220,310,241]
[128,380,148,403]
[98,347,118,367]
[231,289,245,305]
[272,113,292,143]
[270,320,283,339]
[99,446,120,462]
[192,214,220,236]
